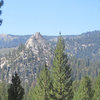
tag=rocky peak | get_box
[30,32,43,39]
[26,32,45,48]
[27,32,45,44]
[34,32,41,39]
[25,32,52,55]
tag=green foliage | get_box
[52,35,73,100]
[71,58,100,80]
[0,0,3,25]
[18,44,25,52]
[0,82,8,100]
[8,73,24,100]
[72,80,80,93]
[92,73,100,100]
[27,63,52,100]
[73,76,93,100]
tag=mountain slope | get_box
[0,32,53,86]
[64,31,100,59]
[0,30,100,60]
[0,34,30,48]
[1,31,100,88]
[26,32,52,57]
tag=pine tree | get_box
[52,35,73,100]
[92,73,100,100]
[0,0,4,25]
[8,72,24,100]
[27,63,52,100]
[0,82,8,100]
[73,76,93,100]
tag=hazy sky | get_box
[0,0,100,36]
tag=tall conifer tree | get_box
[8,72,24,100]
[73,76,93,100]
[92,73,100,100]
[0,0,4,25]
[28,63,52,100]
[52,34,73,100]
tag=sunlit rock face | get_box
[25,32,53,64]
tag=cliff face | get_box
[0,32,53,86]
[26,32,46,50]
[26,32,51,54]
[25,32,53,63]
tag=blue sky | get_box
[0,0,100,36]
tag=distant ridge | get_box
[25,32,53,61]
[0,34,30,48]
[0,31,100,59]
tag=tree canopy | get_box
[52,35,73,100]
[0,0,4,25]
[8,72,24,100]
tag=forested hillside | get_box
[0,34,100,100]
[1,32,100,86]
[1,31,100,60]
[0,34,30,48]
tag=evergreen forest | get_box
[0,35,100,100]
